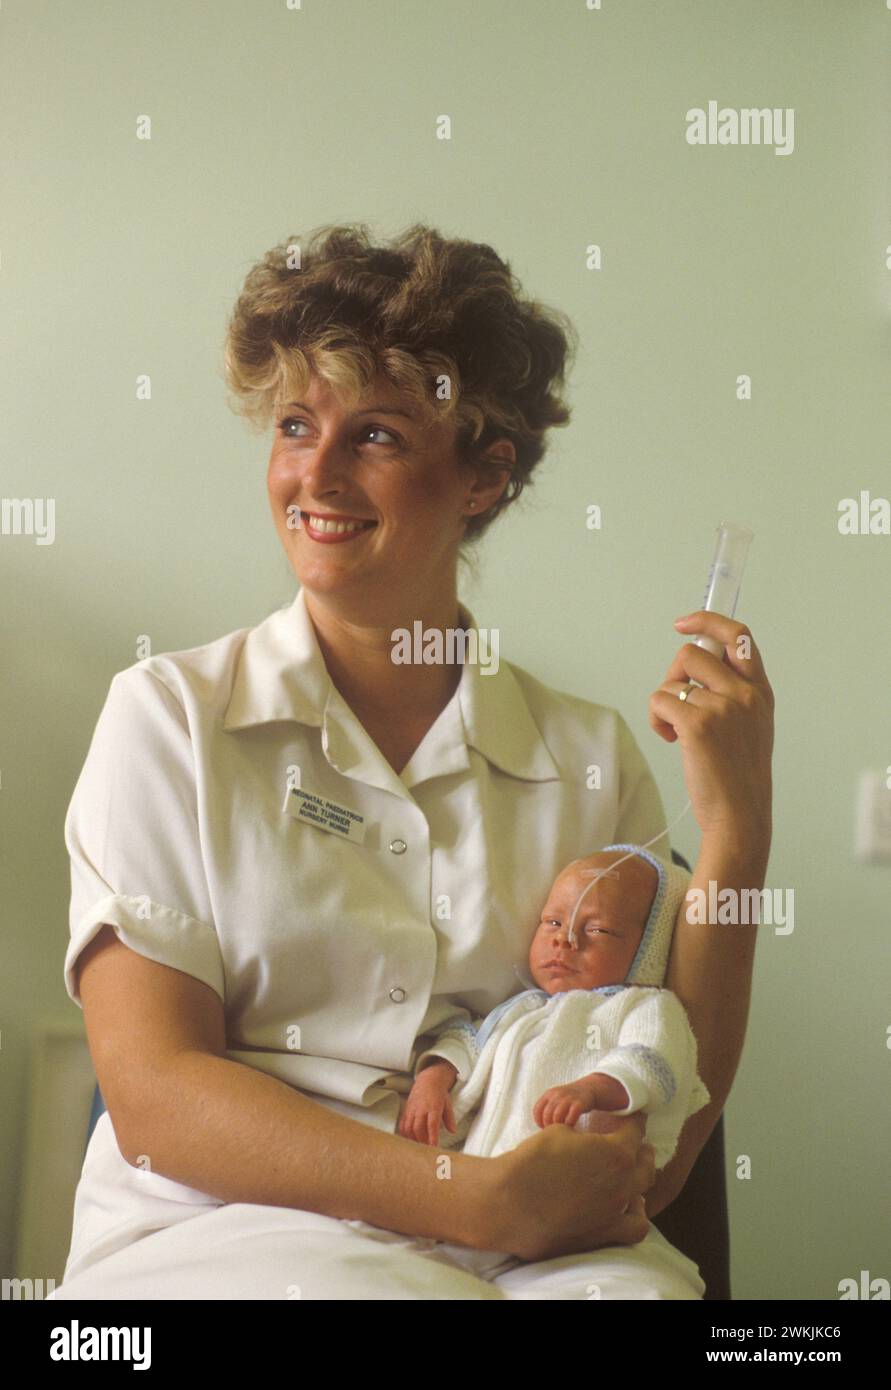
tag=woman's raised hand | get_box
[649,611,774,847]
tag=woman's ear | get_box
[463,441,515,514]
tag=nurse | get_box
[54,223,774,1300]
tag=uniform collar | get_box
[223,587,560,784]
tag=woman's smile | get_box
[301,511,378,544]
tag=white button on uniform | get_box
[389,986,407,1003]
[388,838,407,854]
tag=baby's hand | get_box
[533,1079,601,1130]
[398,1060,458,1146]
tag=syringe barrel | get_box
[693,522,754,658]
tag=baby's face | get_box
[528,852,657,995]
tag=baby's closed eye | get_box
[542,919,616,937]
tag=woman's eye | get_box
[364,425,398,446]
[278,417,398,446]
[279,416,310,438]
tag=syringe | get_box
[690,521,754,660]
[562,520,754,948]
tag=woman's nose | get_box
[290,428,355,490]
[300,451,352,497]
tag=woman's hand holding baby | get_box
[480,1115,655,1261]
[533,1073,631,1129]
[398,1059,458,1146]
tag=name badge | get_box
[282,786,367,845]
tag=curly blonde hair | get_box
[223,223,577,545]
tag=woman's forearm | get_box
[668,829,770,1108]
[118,1048,493,1248]
[648,829,770,1215]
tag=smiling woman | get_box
[53,221,772,1302]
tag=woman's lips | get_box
[301,513,377,544]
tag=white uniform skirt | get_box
[49,1112,706,1301]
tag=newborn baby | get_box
[400,843,710,1171]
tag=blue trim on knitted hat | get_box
[597,843,669,984]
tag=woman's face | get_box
[267,373,508,617]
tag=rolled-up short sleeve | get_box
[63,667,225,1008]
[613,712,673,860]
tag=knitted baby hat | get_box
[597,843,693,986]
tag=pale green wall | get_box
[2,0,889,1299]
